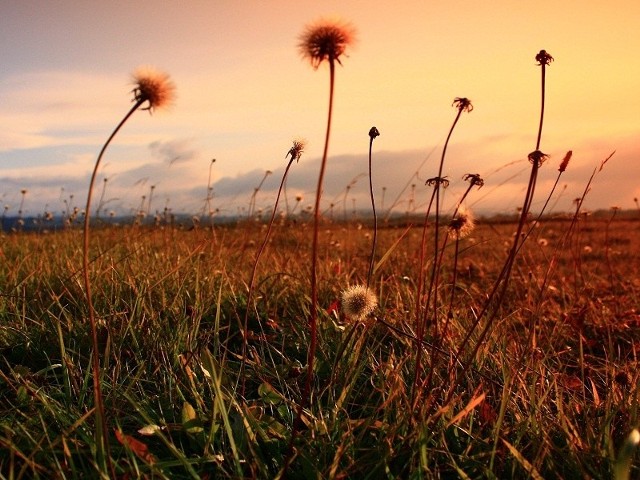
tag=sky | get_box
[1,0,639,220]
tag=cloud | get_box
[1,131,638,218]
[149,139,198,166]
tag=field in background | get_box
[1,216,639,478]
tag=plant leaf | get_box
[115,429,156,464]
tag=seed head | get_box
[132,66,176,112]
[299,17,356,68]
[535,50,554,66]
[528,150,549,166]
[463,173,484,188]
[426,176,450,188]
[341,285,377,322]
[286,138,307,163]
[449,206,475,239]
[453,97,473,113]
[369,126,380,139]
[558,150,572,172]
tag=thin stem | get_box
[536,63,546,150]
[307,58,335,405]
[366,133,378,288]
[83,99,144,477]
[240,157,296,395]
[410,188,436,405]
[429,108,463,326]
[286,58,336,467]
[445,58,550,404]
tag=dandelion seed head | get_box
[287,138,307,163]
[299,17,356,68]
[449,206,475,239]
[132,66,176,112]
[341,285,377,322]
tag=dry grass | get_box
[0,215,639,478]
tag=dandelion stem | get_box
[83,98,144,477]
[307,57,335,405]
[366,127,380,288]
[240,154,297,395]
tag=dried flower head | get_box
[425,176,450,188]
[558,150,572,172]
[449,206,475,239]
[132,66,176,112]
[463,173,484,188]
[369,126,380,139]
[287,138,307,163]
[341,285,378,322]
[535,49,554,66]
[453,97,473,113]
[299,17,356,68]
[528,150,549,166]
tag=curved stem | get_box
[82,99,143,477]
[366,135,377,288]
[240,157,295,395]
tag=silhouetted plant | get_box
[284,16,355,475]
[367,126,380,288]
[240,138,305,394]
[82,66,175,477]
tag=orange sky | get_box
[0,0,638,217]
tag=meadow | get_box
[1,17,639,480]
[1,212,639,478]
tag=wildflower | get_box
[369,126,380,139]
[287,138,307,163]
[132,66,176,112]
[342,285,378,321]
[299,17,356,68]
[449,206,475,239]
[558,150,572,172]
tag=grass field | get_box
[1,214,639,478]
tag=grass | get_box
[1,215,639,478]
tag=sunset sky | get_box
[1,0,639,219]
